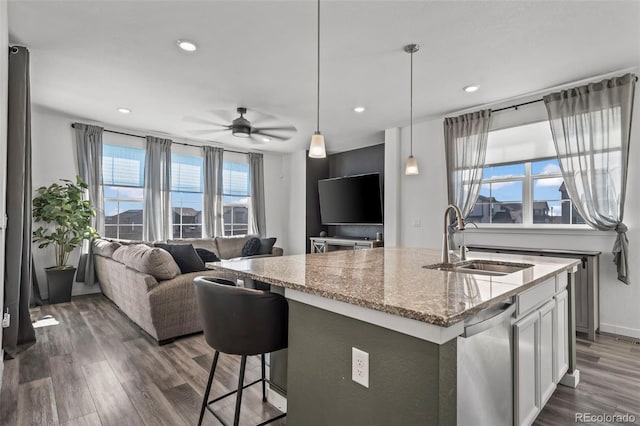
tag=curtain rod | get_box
[491,75,639,114]
[70,123,247,155]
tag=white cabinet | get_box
[514,310,540,426]
[514,274,568,426]
[539,300,556,406]
[555,290,569,382]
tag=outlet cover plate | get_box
[352,347,369,388]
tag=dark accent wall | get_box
[306,144,385,251]
[305,154,330,253]
[286,301,457,425]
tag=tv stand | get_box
[310,236,383,253]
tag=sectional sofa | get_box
[92,235,283,343]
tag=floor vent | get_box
[615,336,640,345]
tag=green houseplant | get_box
[32,176,99,303]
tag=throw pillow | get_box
[155,243,206,274]
[195,248,220,263]
[258,237,277,255]
[241,237,262,257]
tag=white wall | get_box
[284,150,307,255]
[30,105,292,296]
[0,0,9,368]
[386,67,640,338]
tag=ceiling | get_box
[8,0,640,154]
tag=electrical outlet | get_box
[413,218,421,228]
[2,309,10,329]
[352,347,369,388]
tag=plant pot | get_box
[45,267,76,304]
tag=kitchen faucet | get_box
[442,204,465,265]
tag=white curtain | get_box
[544,73,636,284]
[248,152,266,237]
[143,136,172,241]
[203,146,224,237]
[73,122,103,284]
[444,109,492,217]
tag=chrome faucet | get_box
[442,204,465,265]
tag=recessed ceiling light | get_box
[177,40,197,52]
[262,137,271,142]
[463,85,479,93]
[117,107,131,114]
[353,106,366,113]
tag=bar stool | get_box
[193,276,288,426]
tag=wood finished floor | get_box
[0,295,285,426]
[1,295,639,426]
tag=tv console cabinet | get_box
[310,237,383,253]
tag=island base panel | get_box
[286,301,456,426]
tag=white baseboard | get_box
[559,369,580,388]
[600,323,640,339]
[266,383,287,412]
[0,349,4,390]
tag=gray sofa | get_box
[92,236,283,343]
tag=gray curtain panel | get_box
[203,146,224,237]
[143,136,172,241]
[3,46,36,357]
[73,122,103,284]
[444,109,492,227]
[248,152,266,237]
[544,73,636,284]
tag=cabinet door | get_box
[539,300,556,406]
[555,290,569,382]
[514,310,539,426]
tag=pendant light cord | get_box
[316,0,321,133]
[410,48,413,156]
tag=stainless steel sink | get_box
[423,259,534,276]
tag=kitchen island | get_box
[207,247,580,426]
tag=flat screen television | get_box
[318,173,383,225]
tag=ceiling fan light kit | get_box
[404,43,420,176]
[308,0,327,159]
[231,107,251,138]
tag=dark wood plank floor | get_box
[534,332,640,426]
[2,294,639,425]
[0,295,285,426]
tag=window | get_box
[103,144,145,239]
[172,153,204,238]
[469,121,585,226]
[222,159,250,236]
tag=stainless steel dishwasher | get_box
[457,301,515,426]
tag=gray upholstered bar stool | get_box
[193,276,288,426]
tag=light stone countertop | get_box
[206,247,580,327]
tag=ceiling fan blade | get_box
[182,116,230,128]
[253,126,297,133]
[252,131,292,141]
[187,129,232,136]
[248,135,267,144]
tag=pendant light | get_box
[404,44,420,175]
[308,0,326,158]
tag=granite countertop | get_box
[206,247,579,327]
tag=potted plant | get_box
[32,176,99,303]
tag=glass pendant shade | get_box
[405,155,419,175]
[308,131,326,158]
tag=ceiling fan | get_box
[186,107,296,144]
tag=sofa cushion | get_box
[242,237,262,257]
[112,244,181,280]
[195,248,220,263]
[155,243,206,274]
[167,238,219,258]
[92,239,121,258]
[258,237,277,255]
[214,236,252,259]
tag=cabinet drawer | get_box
[516,278,556,318]
[556,273,568,293]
